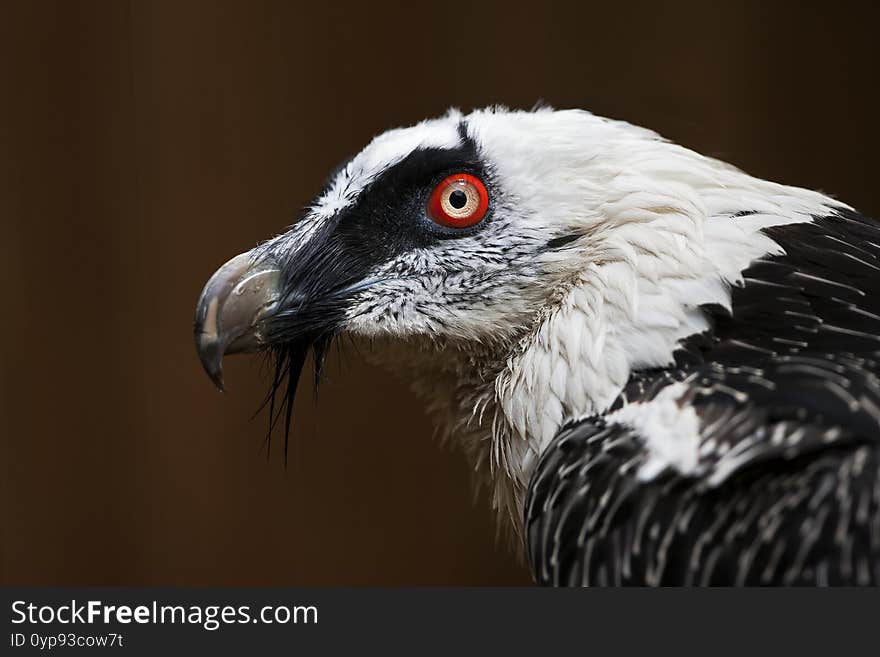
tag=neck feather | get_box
[374,145,840,534]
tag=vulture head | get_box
[194,107,833,529]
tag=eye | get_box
[427,173,489,229]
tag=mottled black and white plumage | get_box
[527,211,880,585]
[195,107,880,586]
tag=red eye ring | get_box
[427,173,489,229]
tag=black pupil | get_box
[448,189,468,210]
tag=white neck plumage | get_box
[380,135,840,534]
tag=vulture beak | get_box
[194,251,281,391]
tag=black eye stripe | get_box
[270,124,493,341]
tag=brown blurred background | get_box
[1,0,878,585]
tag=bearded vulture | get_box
[195,107,880,586]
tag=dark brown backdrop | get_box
[1,0,878,585]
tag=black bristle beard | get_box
[258,333,334,465]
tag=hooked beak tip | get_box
[196,333,227,392]
[194,250,281,392]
